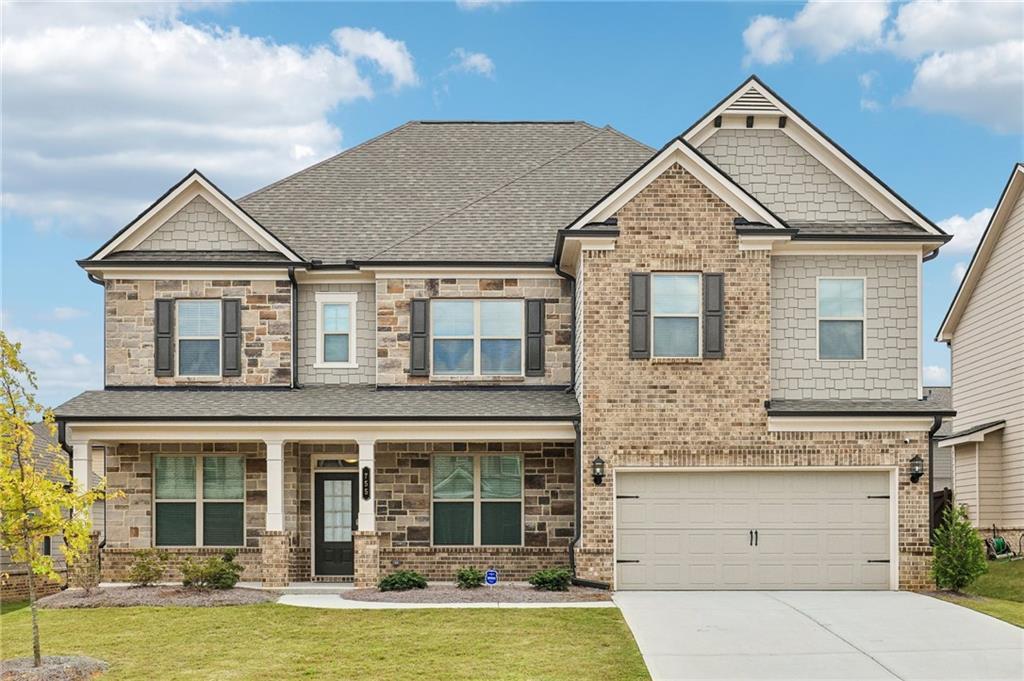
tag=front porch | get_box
[68,420,577,588]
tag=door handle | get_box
[754,530,758,546]
[749,530,753,546]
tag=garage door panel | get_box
[615,470,891,590]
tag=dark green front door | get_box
[314,473,358,576]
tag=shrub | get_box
[455,567,484,589]
[528,568,571,591]
[932,503,987,592]
[128,549,169,587]
[69,554,101,596]
[181,550,244,590]
[378,570,427,591]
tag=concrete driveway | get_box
[614,591,1023,680]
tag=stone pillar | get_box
[356,439,375,533]
[70,531,101,589]
[260,530,290,588]
[71,440,92,497]
[265,439,285,532]
[353,531,380,588]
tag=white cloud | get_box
[743,1,889,65]
[858,70,882,112]
[5,327,101,407]
[449,48,495,78]
[44,306,88,321]
[951,261,968,283]
[938,207,993,254]
[0,4,418,233]
[741,1,1024,132]
[923,365,949,384]
[455,0,513,10]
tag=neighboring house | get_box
[55,76,954,592]
[936,164,1024,536]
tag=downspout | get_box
[288,266,300,389]
[927,415,942,543]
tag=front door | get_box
[314,472,358,576]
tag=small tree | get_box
[0,332,106,667]
[932,502,987,592]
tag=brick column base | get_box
[574,546,613,586]
[260,530,290,588]
[70,531,101,590]
[353,531,380,588]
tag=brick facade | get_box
[576,163,933,590]
[376,277,572,385]
[105,278,291,386]
[1,572,65,602]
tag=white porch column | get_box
[265,439,285,532]
[357,439,376,532]
[71,440,91,495]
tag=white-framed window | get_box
[177,300,221,376]
[431,299,524,376]
[817,277,866,360]
[154,454,246,547]
[431,453,523,546]
[651,273,701,358]
[315,292,357,368]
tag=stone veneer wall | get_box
[698,128,886,223]
[105,278,291,386]
[295,283,376,385]
[577,164,932,589]
[136,195,262,251]
[771,255,918,400]
[376,277,572,385]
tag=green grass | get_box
[0,602,649,680]
[939,560,1024,628]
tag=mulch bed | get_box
[1,655,108,680]
[342,584,611,603]
[36,586,278,609]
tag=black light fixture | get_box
[909,455,924,484]
[591,456,606,486]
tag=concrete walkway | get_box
[614,591,1024,680]
[277,593,616,609]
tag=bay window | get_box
[651,273,701,358]
[154,455,245,547]
[431,299,524,376]
[432,454,523,546]
[818,278,865,360]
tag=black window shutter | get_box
[409,298,429,376]
[222,299,242,377]
[154,299,174,376]
[525,299,545,376]
[703,273,724,359]
[629,273,651,359]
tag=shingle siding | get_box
[771,255,918,400]
[136,195,262,251]
[296,283,376,385]
[698,128,886,223]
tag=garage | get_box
[615,470,893,590]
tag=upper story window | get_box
[177,300,221,376]
[431,453,523,546]
[652,273,701,358]
[431,300,523,376]
[315,292,357,368]
[817,278,865,360]
[154,454,245,547]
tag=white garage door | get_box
[616,470,892,590]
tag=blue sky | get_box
[2,1,1022,406]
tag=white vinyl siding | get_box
[953,445,979,525]
[951,188,1024,528]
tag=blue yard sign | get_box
[485,569,498,586]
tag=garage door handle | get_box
[749,530,753,546]
[754,530,758,546]
[867,559,890,564]
[616,560,640,564]
[616,495,640,499]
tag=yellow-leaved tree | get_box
[1,331,106,667]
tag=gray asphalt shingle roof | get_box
[54,386,580,421]
[767,398,956,416]
[923,387,953,437]
[237,122,654,264]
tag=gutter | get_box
[288,266,300,389]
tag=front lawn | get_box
[940,560,1024,628]
[0,601,649,680]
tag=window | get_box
[818,278,865,360]
[431,300,523,376]
[432,454,523,546]
[154,455,245,547]
[177,300,220,376]
[651,273,701,358]
[315,292,357,368]
[42,536,51,556]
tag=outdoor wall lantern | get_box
[592,456,606,486]
[909,455,924,484]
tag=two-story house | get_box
[55,77,953,591]
[936,164,1023,538]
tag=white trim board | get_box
[91,171,303,262]
[682,78,943,236]
[767,416,936,432]
[935,422,1005,448]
